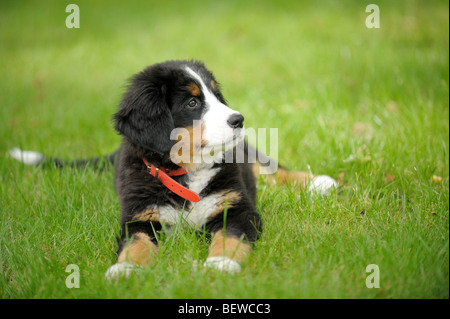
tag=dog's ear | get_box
[114,75,175,154]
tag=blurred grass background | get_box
[0,0,448,298]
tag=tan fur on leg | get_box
[208,230,251,263]
[118,232,158,267]
[252,163,314,188]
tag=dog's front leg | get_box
[203,229,252,274]
[117,232,159,267]
[105,220,160,280]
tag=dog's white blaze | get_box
[184,66,243,151]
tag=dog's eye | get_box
[187,98,199,108]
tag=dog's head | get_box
[114,60,244,167]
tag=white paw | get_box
[105,262,141,280]
[9,147,44,166]
[308,175,338,196]
[203,257,241,274]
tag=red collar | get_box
[143,158,200,203]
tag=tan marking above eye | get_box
[210,80,217,92]
[187,82,201,96]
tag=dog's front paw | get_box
[105,262,141,280]
[203,257,241,274]
[308,175,338,196]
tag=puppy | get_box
[9,60,337,278]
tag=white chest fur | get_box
[157,167,222,229]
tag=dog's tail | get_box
[8,147,118,170]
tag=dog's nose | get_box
[227,113,244,129]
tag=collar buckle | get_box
[142,157,200,202]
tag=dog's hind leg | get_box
[253,162,338,196]
[243,142,338,195]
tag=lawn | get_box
[0,0,448,299]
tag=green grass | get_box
[0,0,448,298]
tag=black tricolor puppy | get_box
[9,60,338,277]
[108,60,262,276]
